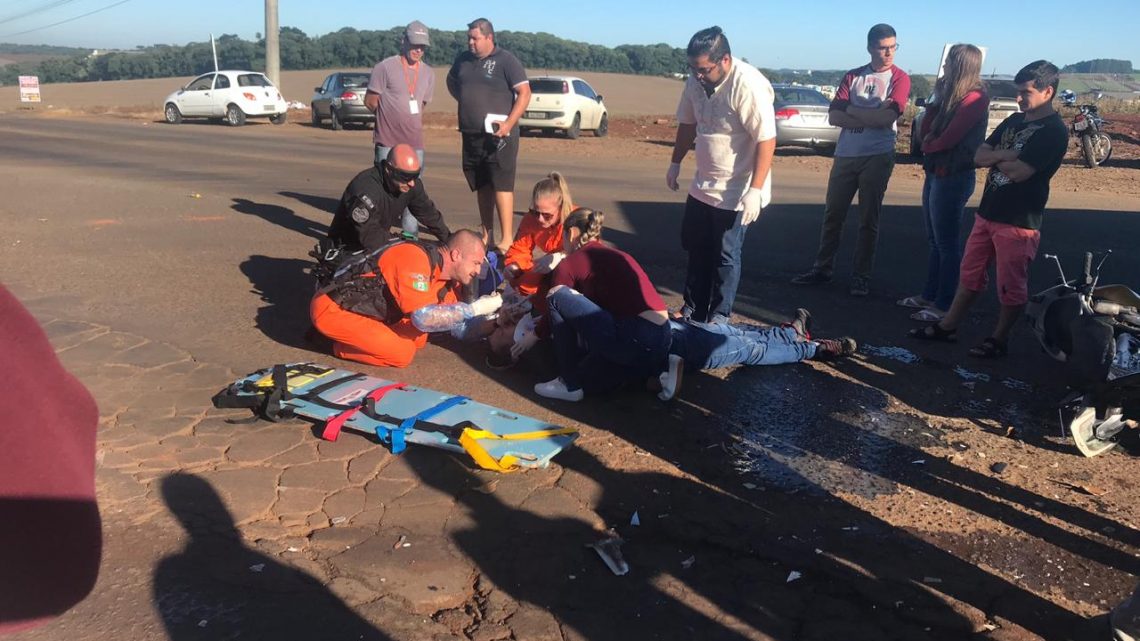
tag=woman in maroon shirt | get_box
[526,207,672,401]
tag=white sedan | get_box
[519,76,608,139]
[163,70,288,127]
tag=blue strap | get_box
[379,395,469,455]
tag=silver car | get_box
[773,84,839,155]
[310,72,372,130]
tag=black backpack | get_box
[310,237,445,323]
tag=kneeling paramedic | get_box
[310,229,501,367]
[328,143,452,252]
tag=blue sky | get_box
[3,0,1138,75]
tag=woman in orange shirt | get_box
[503,172,574,297]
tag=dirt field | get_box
[0,67,684,116]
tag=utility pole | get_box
[265,0,280,88]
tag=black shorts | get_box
[461,130,519,192]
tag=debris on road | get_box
[630,511,640,526]
[393,534,408,550]
[1049,479,1111,496]
[990,462,1009,474]
[249,564,265,573]
[681,555,695,569]
[786,571,802,583]
[588,530,629,576]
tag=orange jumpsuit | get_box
[310,243,457,368]
[504,210,567,296]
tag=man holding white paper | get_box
[447,17,531,255]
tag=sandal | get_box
[968,337,1007,359]
[910,308,946,322]
[907,323,957,342]
[897,295,932,309]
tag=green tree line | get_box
[0,27,687,85]
[1062,59,1133,74]
[0,27,931,99]
[0,42,88,56]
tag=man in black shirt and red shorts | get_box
[910,60,1069,358]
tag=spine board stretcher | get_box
[212,363,578,473]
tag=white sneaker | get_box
[657,354,685,401]
[534,377,584,402]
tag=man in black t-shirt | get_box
[446,17,531,255]
[910,60,1068,358]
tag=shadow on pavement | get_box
[230,198,326,240]
[239,255,314,350]
[279,191,340,217]
[153,472,390,640]
[416,328,1100,638]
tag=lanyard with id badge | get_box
[402,57,421,114]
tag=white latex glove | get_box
[469,293,503,317]
[510,315,539,360]
[740,187,763,225]
[665,162,681,191]
[534,251,566,274]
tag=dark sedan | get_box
[310,72,372,130]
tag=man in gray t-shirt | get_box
[366,21,436,235]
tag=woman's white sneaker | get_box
[534,377,584,402]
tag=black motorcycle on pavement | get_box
[1071,104,1113,168]
[1026,251,1140,456]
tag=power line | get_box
[0,0,83,27]
[2,0,132,38]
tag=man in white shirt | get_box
[665,26,776,324]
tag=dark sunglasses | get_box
[386,163,420,183]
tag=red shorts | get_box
[958,213,1041,306]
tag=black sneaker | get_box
[812,337,857,360]
[791,270,832,286]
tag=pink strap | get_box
[321,382,405,441]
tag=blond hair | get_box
[562,207,604,250]
[531,172,573,222]
[930,44,984,136]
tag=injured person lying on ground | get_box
[483,305,857,401]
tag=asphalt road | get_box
[5,113,1140,641]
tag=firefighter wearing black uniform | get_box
[328,143,451,251]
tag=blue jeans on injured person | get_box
[547,287,672,394]
[375,146,424,236]
[680,196,748,323]
[920,169,975,311]
[669,320,816,369]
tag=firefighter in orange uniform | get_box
[310,229,488,367]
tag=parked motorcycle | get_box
[1071,104,1113,168]
[1026,251,1140,456]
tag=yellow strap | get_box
[252,366,334,391]
[458,426,578,473]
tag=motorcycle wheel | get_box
[1068,403,1124,457]
[1081,133,1113,168]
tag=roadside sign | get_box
[19,75,41,103]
